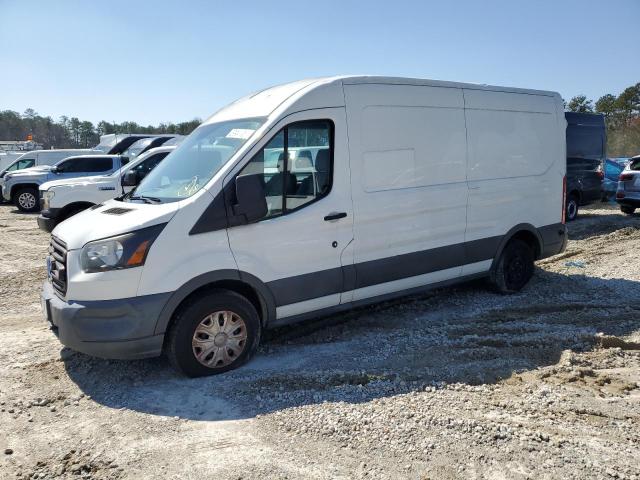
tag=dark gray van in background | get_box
[564,112,606,220]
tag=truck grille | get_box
[48,235,68,297]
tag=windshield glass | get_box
[122,138,153,159]
[94,135,118,153]
[131,118,265,203]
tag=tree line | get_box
[566,82,640,157]
[0,108,201,150]
[2,81,639,156]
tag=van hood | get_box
[52,199,181,250]
[41,174,114,191]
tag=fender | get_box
[489,223,543,272]
[153,269,277,335]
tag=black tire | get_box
[565,194,579,222]
[491,239,535,294]
[165,289,261,377]
[621,205,636,215]
[14,187,39,212]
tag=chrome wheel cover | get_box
[192,310,247,368]
[18,192,36,210]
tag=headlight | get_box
[42,190,54,209]
[80,223,166,273]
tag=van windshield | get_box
[94,136,118,153]
[130,118,265,203]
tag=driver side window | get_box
[236,119,333,221]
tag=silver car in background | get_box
[616,155,640,214]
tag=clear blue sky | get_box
[1,0,638,125]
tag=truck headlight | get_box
[80,223,166,273]
[42,190,55,209]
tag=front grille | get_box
[48,235,68,297]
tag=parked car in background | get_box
[0,149,103,203]
[2,154,128,212]
[118,135,181,160]
[0,150,30,171]
[40,76,567,377]
[602,158,628,200]
[616,155,640,214]
[95,133,179,155]
[565,112,606,220]
[37,145,176,231]
[0,149,100,179]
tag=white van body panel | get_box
[226,108,354,318]
[463,88,566,271]
[52,200,181,251]
[342,83,469,301]
[41,76,567,362]
[136,187,238,298]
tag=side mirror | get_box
[51,166,60,173]
[233,174,267,223]
[121,170,139,187]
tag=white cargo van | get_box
[41,76,568,377]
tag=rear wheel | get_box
[14,187,39,212]
[565,194,579,222]
[491,239,535,294]
[165,289,261,377]
[621,205,636,215]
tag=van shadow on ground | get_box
[62,268,640,423]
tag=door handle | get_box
[324,212,347,221]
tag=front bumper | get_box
[37,213,58,232]
[41,280,171,360]
[2,184,10,202]
[37,208,62,232]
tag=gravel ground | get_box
[0,202,639,479]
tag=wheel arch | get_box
[58,201,96,220]
[490,223,543,274]
[10,183,40,201]
[154,270,276,336]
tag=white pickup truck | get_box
[37,146,175,232]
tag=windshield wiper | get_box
[129,195,162,204]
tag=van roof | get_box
[205,75,561,125]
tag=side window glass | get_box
[133,152,169,177]
[85,158,114,172]
[235,120,332,221]
[237,131,284,219]
[286,120,332,211]
[57,160,73,172]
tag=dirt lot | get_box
[1,202,639,479]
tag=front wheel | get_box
[565,194,579,222]
[621,205,636,215]
[165,289,261,377]
[491,239,535,294]
[14,187,39,212]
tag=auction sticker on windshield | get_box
[226,128,255,140]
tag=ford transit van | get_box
[41,76,568,377]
